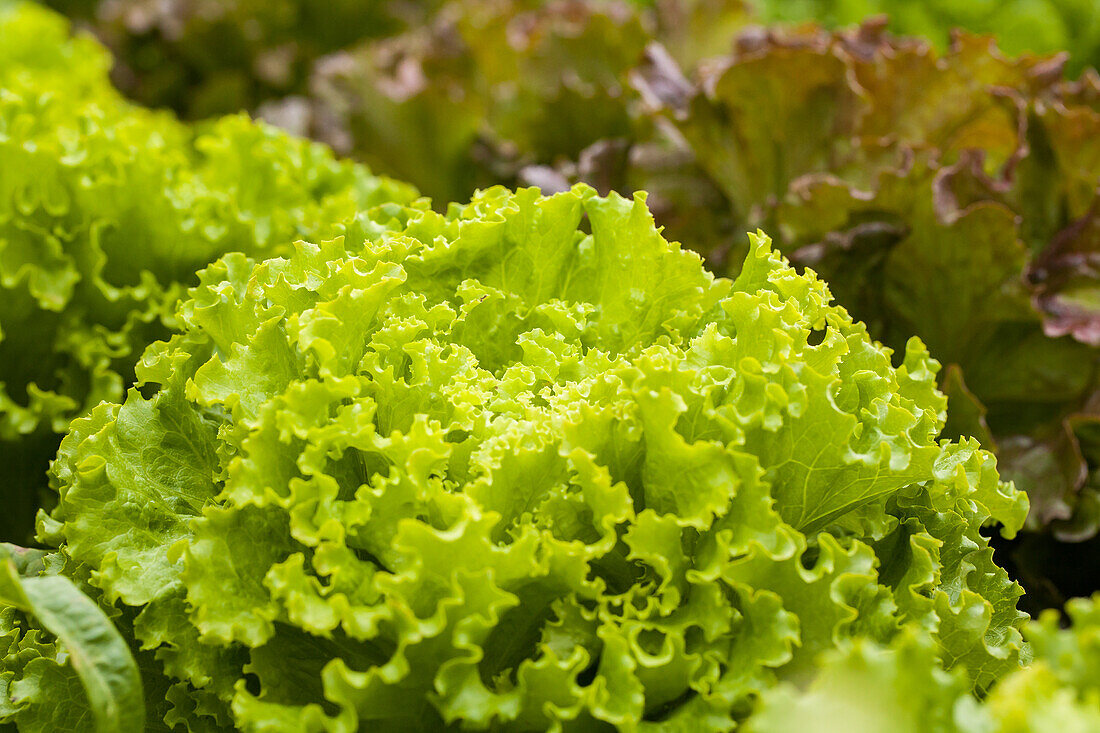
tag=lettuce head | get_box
[7,185,1031,730]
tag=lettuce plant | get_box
[269,6,1100,602]
[0,2,416,543]
[748,592,1100,732]
[2,184,1031,730]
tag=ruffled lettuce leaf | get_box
[747,593,1100,732]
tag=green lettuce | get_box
[8,184,1031,730]
[0,2,416,543]
[747,592,1100,732]
[288,4,1100,580]
[0,545,144,732]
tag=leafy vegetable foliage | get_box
[628,21,1100,582]
[42,0,444,118]
[0,546,144,733]
[2,1,1098,727]
[39,0,754,129]
[754,0,1100,76]
[748,592,1100,733]
[261,0,759,209]
[0,2,416,543]
[10,184,1031,730]
[43,0,1100,578]
[249,2,1100,602]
